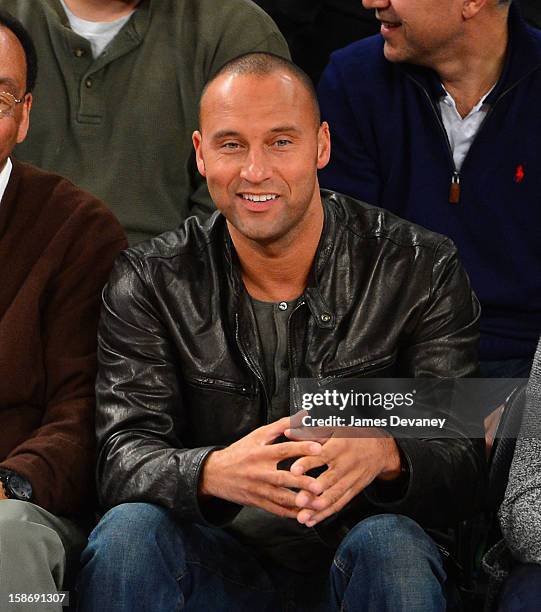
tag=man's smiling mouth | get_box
[240,193,279,202]
[381,21,402,29]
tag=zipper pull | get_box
[449,171,460,204]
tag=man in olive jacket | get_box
[79,53,485,611]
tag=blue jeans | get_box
[498,564,541,611]
[77,503,447,611]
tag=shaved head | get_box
[200,52,321,129]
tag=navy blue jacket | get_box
[318,4,541,361]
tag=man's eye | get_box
[220,142,240,150]
[274,139,292,147]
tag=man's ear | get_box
[192,130,206,177]
[462,0,488,20]
[316,121,331,170]
[16,93,32,144]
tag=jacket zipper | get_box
[449,171,460,204]
[406,77,459,203]
[235,312,271,422]
[188,376,254,395]
[406,68,539,205]
[320,352,397,383]
[286,299,306,411]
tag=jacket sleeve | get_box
[362,239,487,527]
[0,201,127,516]
[499,437,541,564]
[95,254,240,525]
[498,350,541,563]
[317,53,382,205]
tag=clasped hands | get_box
[200,416,402,527]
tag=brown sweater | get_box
[0,160,127,516]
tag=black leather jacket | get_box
[96,191,485,535]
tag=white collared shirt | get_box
[439,85,495,171]
[0,158,13,207]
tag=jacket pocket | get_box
[185,375,257,397]
[183,376,260,446]
[321,352,398,382]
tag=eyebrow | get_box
[211,126,302,140]
[211,130,241,140]
[269,126,301,134]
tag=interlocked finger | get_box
[268,470,323,495]
[267,440,322,462]
[298,485,357,527]
[289,454,327,476]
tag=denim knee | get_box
[334,513,444,579]
[330,514,447,612]
[81,502,185,578]
[78,504,189,611]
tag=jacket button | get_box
[320,313,331,323]
[85,78,93,88]
[278,301,288,311]
[74,48,86,57]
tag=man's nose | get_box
[240,148,272,183]
[362,0,390,9]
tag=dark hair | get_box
[201,52,321,127]
[0,9,38,93]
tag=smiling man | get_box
[77,53,485,611]
[318,0,541,383]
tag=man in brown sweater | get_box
[0,10,126,609]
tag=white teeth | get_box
[241,194,277,202]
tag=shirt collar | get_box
[0,158,13,207]
[440,82,496,118]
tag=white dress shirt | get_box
[0,157,13,207]
[439,85,495,171]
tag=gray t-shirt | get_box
[228,296,332,572]
[251,296,294,422]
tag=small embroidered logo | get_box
[515,164,525,184]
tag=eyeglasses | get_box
[0,91,25,117]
